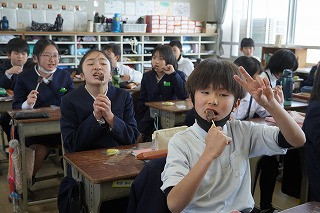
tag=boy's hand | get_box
[273,85,284,104]
[204,125,231,159]
[27,90,38,106]
[234,66,275,108]
[162,64,175,75]
[6,66,23,75]
[121,74,131,82]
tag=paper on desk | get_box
[132,148,152,157]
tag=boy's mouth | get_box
[205,109,218,121]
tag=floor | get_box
[0,135,300,213]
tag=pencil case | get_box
[13,111,50,120]
[136,149,167,160]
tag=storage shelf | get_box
[0,31,218,73]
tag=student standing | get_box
[136,44,188,142]
[161,58,305,212]
[169,40,194,79]
[103,43,142,85]
[0,38,33,141]
[302,66,320,202]
[13,38,74,181]
[60,49,139,152]
[259,49,298,212]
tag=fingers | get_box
[238,66,254,83]
[255,75,266,89]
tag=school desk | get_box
[0,96,12,113]
[145,99,193,129]
[279,201,320,212]
[284,99,308,112]
[63,142,150,213]
[7,107,61,212]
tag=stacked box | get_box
[146,15,202,33]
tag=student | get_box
[0,38,33,141]
[60,49,139,152]
[13,38,74,181]
[302,66,320,202]
[259,49,298,211]
[136,44,188,142]
[161,58,305,212]
[261,49,298,87]
[300,61,318,93]
[169,40,194,79]
[103,43,142,85]
[240,37,260,61]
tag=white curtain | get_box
[213,0,228,55]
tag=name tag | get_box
[163,81,171,87]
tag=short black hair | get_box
[169,40,182,50]
[103,43,121,57]
[240,38,255,48]
[266,49,298,75]
[33,38,60,59]
[152,44,178,71]
[6,38,29,55]
[310,65,320,101]
[186,58,246,104]
[234,56,263,77]
[78,49,112,74]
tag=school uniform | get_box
[0,59,33,90]
[13,65,74,146]
[117,62,142,84]
[13,65,74,109]
[302,99,320,202]
[161,120,288,212]
[60,85,139,152]
[232,93,269,120]
[261,69,278,88]
[177,56,194,79]
[136,70,188,137]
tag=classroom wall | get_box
[7,0,213,23]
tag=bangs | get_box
[187,58,246,101]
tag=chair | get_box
[127,157,170,213]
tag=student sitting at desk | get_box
[103,43,142,86]
[60,49,139,152]
[300,61,318,93]
[136,44,188,142]
[0,38,33,141]
[13,38,74,182]
[169,40,194,79]
[161,58,305,212]
[302,66,320,202]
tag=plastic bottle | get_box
[1,16,9,30]
[112,13,121,33]
[112,67,120,88]
[281,69,294,106]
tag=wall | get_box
[7,0,212,22]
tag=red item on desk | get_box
[136,149,167,160]
[265,111,305,127]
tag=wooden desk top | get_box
[280,201,320,212]
[145,99,193,113]
[64,143,151,184]
[7,107,61,124]
[247,117,276,126]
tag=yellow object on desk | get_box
[163,101,174,106]
[106,149,119,156]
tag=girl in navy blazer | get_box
[136,44,188,141]
[13,38,74,181]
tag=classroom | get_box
[0,0,319,212]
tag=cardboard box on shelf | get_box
[202,23,217,33]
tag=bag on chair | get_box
[58,176,88,213]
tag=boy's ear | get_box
[232,99,241,112]
[80,73,85,81]
[32,55,38,63]
[6,52,11,58]
[115,55,120,61]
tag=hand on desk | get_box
[93,94,114,127]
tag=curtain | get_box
[213,0,228,56]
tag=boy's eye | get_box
[220,93,228,97]
[201,91,209,94]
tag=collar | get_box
[242,93,251,102]
[34,65,53,84]
[177,56,184,64]
[85,85,108,100]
